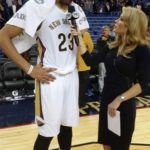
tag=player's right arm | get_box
[0,25,56,83]
[0,25,30,72]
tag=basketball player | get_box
[0,0,89,150]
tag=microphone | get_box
[67,5,80,46]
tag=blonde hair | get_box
[109,7,150,57]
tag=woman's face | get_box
[113,15,126,36]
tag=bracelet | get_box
[27,65,34,75]
[120,95,125,102]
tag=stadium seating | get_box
[87,13,119,44]
[2,61,25,93]
[0,67,3,94]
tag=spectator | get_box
[96,26,114,94]
[6,0,14,17]
[78,29,94,107]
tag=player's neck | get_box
[56,0,69,12]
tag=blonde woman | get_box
[80,7,150,150]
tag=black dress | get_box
[83,45,150,150]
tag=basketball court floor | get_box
[0,107,149,150]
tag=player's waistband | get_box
[44,64,77,75]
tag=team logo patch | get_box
[79,16,87,24]
[14,13,26,20]
[34,0,44,4]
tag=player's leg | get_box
[59,69,79,150]
[35,74,65,149]
[33,134,53,150]
[57,125,72,150]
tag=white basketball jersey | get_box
[37,5,77,74]
[7,1,89,74]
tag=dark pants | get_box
[79,71,90,107]
[33,125,72,150]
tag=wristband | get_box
[27,65,34,75]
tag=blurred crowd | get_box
[74,0,150,15]
[0,0,28,29]
[0,0,150,29]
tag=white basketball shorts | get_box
[38,69,79,137]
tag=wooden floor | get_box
[0,108,149,150]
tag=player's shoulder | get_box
[33,0,45,4]
[71,2,83,12]
[25,0,45,5]
[28,0,55,6]
[29,0,47,4]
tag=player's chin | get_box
[61,0,73,5]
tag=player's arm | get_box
[0,24,30,72]
[0,24,56,83]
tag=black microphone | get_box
[67,5,80,46]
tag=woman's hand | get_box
[29,64,57,84]
[70,27,87,54]
[70,26,81,38]
[108,96,122,117]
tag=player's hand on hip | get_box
[29,64,57,84]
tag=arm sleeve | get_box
[6,0,55,53]
[92,45,109,65]
[82,45,109,66]
[135,45,150,91]
[81,51,91,66]
[7,0,55,37]
[96,38,108,51]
